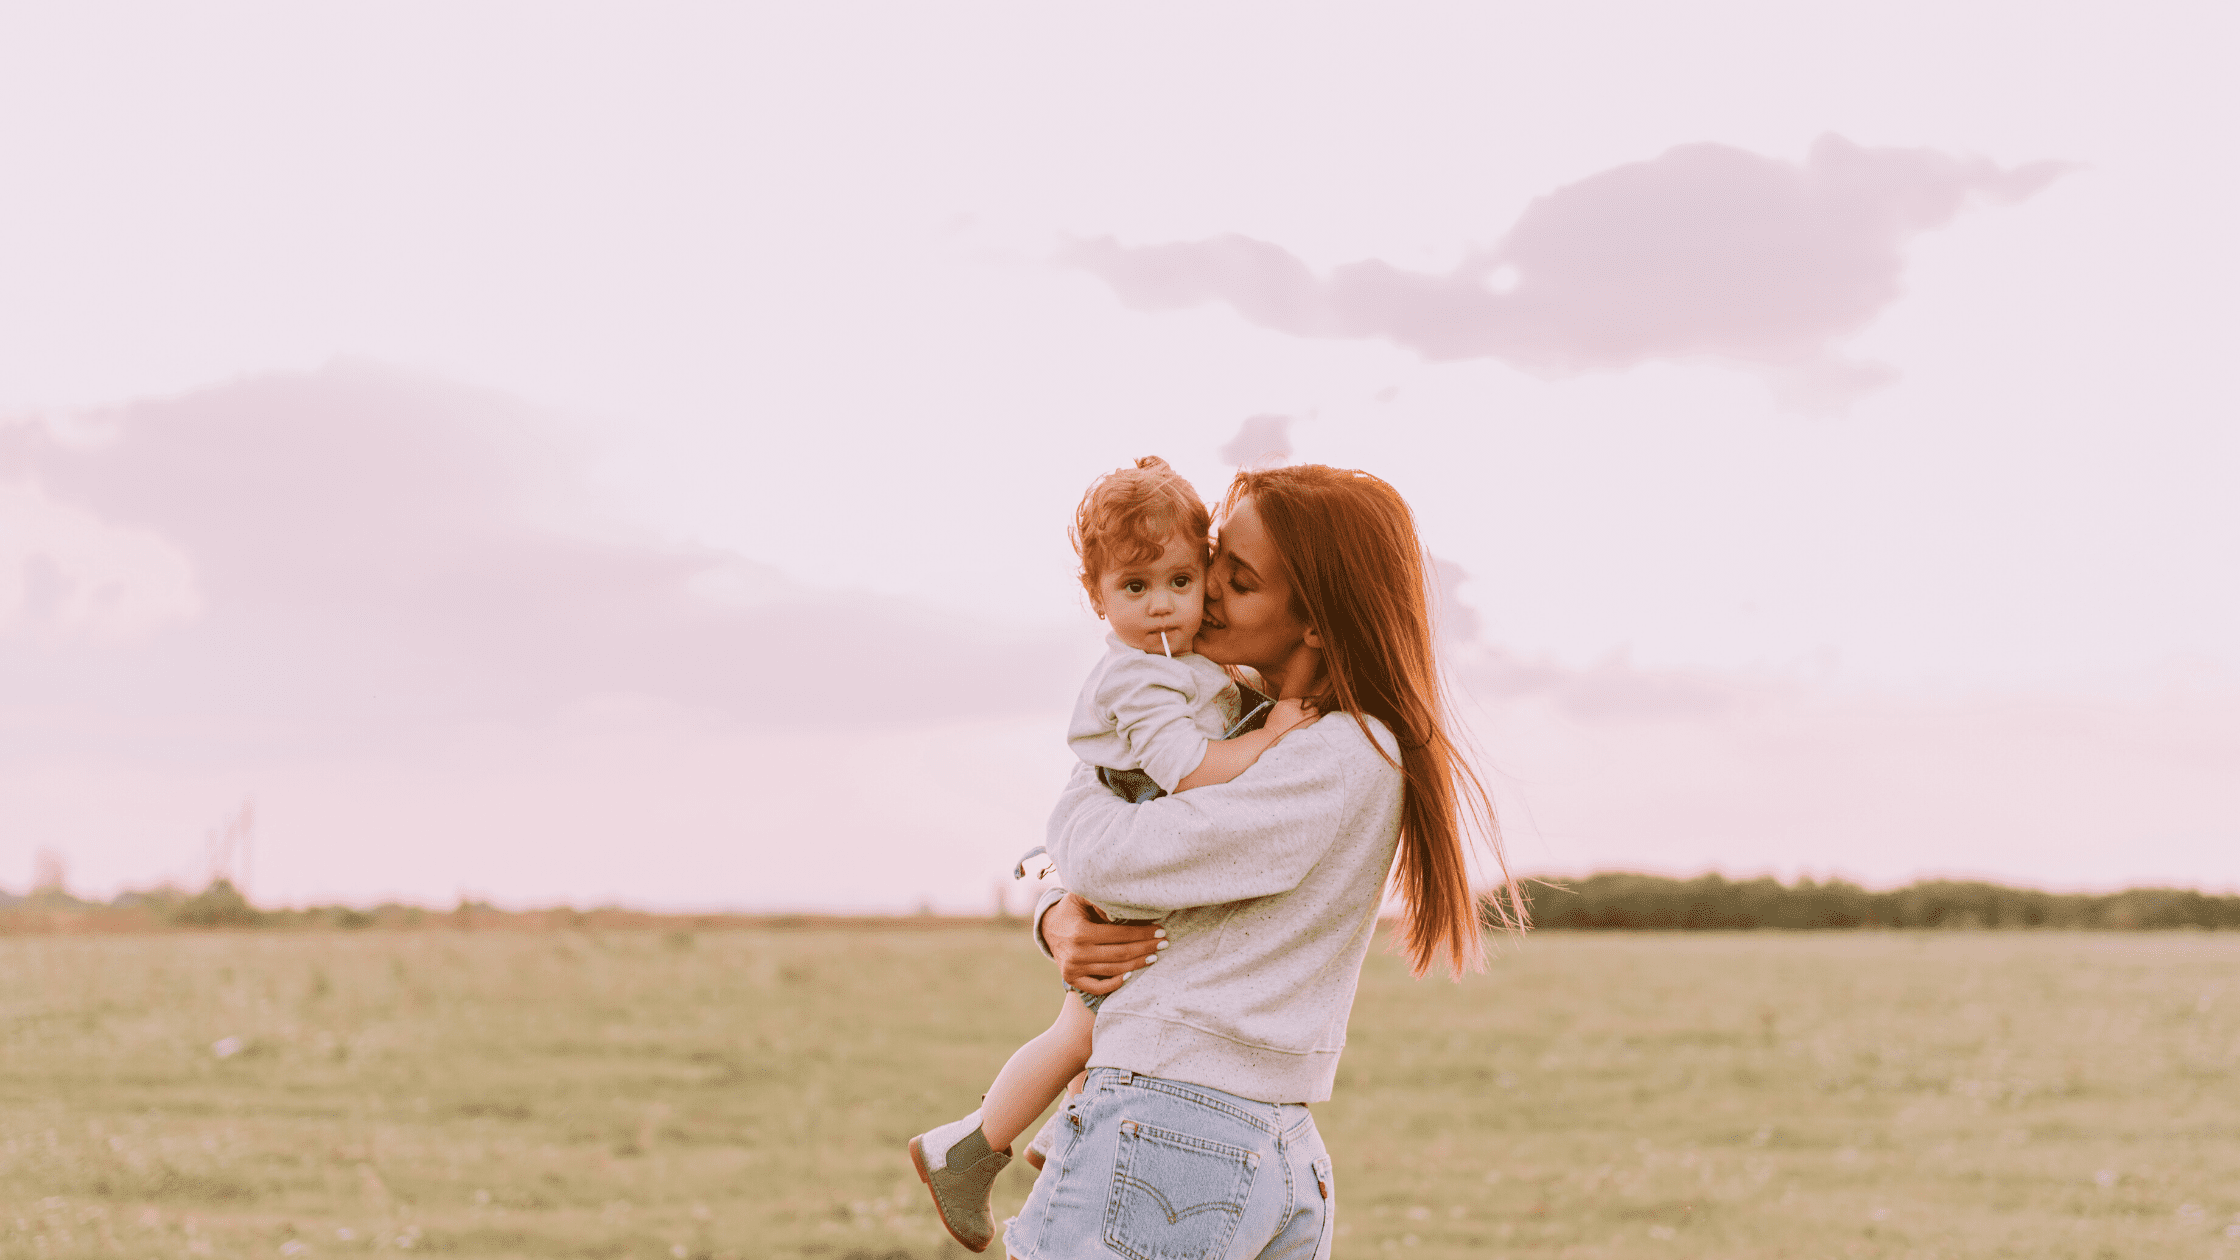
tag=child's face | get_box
[1091,530,1207,656]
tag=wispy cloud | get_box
[1477,662,2240,892]
[1,363,1099,906]
[0,481,201,642]
[0,363,1082,756]
[1432,560,2235,890]
[1070,135,2071,409]
[7,364,2227,906]
[1217,413,1293,468]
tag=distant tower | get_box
[205,799,256,895]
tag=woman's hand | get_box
[1043,893,1166,994]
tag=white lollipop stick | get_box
[1160,630,1172,657]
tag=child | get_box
[907,457,1318,1253]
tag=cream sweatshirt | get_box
[1040,712,1405,1104]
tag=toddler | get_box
[907,456,1317,1252]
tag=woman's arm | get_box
[1033,892,1166,994]
[1046,719,1382,918]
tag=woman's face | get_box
[1195,497,1316,673]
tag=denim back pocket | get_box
[1103,1117,1259,1260]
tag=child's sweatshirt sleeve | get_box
[1045,717,1396,920]
[1092,653,1213,794]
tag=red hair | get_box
[1071,456,1213,599]
[1222,465,1526,978]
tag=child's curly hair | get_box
[1070,456,1213,599]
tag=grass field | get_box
[2,925,2236,1260]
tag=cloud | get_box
[1473,667,2240,893]
[0,363,1105,908]
[1457,646,1745,722]
[1217,413,1292,467]
[0,362,1084,757]
[1429,558,1732,717]
[1428,554,1480,647]
[1425,566,2237,890]
[1069,135,2072,408]
[9,363,2228,907]
[0,480,201,642]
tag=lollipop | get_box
[1160,630,1172,657]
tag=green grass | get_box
[2,927,2236,1259]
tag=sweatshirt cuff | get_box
[1030,886,1068,960]
[1144,736,1210,795]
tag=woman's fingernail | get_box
[1145,954,1158,964]
[1120,972,1132,983]
[1154,928,1166,938]
[1155,940,1169,950]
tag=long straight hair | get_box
[1224,466,1526,978]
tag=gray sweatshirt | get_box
[1041,712,1404,1104]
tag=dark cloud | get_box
[1069,135,2071,407]
[0,363,1081,760]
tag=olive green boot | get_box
[908,1110,1012,1253]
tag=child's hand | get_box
[1264,697,1320,741]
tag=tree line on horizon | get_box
[4,871,2237,932]
[1509,871,2240,931]
[0,881,992,933]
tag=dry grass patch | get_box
[2,928,2235,1258]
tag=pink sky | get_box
[1,4,2235,908]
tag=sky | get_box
[1,3,2235,910]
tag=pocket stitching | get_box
[1103,1118,1259,1260]
[1121,1118,1262,1166]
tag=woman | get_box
[1008,465,1524,1260]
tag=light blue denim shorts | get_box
[1004,1067,1335,1260]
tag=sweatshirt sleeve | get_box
[1028,884,1067,959]
[1045,717,1385,919]
[1094,653,1212,793]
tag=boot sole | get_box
[909,1135,993,1253]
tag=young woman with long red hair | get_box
[1006,464,1525,1260]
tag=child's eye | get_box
[1123,581,1146,595]
[1171,574,1192,589]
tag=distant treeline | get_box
[1511,872,2240,931]
[6,873,2237,934]
[0,880,1002,935]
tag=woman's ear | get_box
[1303,625,1324,650]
